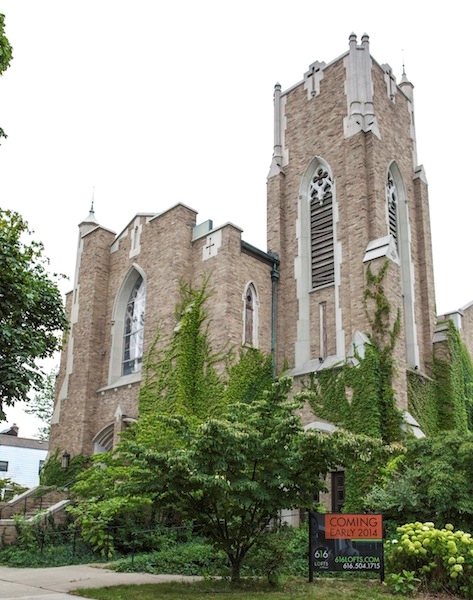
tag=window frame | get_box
[108,266,147,385]
[243,282,259,348]
[309,164,335,289]
[122,275,146,376]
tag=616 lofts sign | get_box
[309,513,384,581]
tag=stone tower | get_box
[267,33,436,411]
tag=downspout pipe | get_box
[269,252,280,379]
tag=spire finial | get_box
[400,49,411,85]
[80,187,99,227]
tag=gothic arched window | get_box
[386,169,398,245]
[122,275,146,375]
[310,165,334,288]
[244,283,257,346]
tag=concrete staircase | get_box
[0,486,70,546]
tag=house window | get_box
[310,165,334,288]
[122,275,146,375]
[386,170,398,245]
[0,461,8,472]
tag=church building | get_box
[50,34,439,468]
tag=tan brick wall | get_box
[191,225,273,359]
[51,206,274,457]
[460,305,473,357]
[51,225,115,456]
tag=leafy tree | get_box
[0,13,13,141]
[73,377,337,580]
[23,370,56,440]
[0,477,27,501]
[364,431,473,532]
[68,281,335,577]
[0,209,68,420]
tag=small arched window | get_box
[122,275,146,375]
[310,165,334,288]
[244,283,257,346]
[93,423,115,454]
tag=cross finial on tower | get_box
[90,187,95,215]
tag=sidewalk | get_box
[0,564,200,600]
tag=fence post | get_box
[72,528,77,560]
[131,531,137,567]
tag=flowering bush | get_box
[385,521,473,598]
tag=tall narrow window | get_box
[310,165,334,288]
[386,162,420,369]
[386,170,398,245]
[122,275,146,375]
[242,283,258,348]
[245,283,256,346]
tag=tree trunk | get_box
[230,559,241,583]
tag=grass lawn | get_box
[70,578,458,600]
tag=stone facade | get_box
[51,205,277,456]
[51,34,439,480]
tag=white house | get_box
[0,425,49,495]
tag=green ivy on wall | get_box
[298,260,403,510]
[407,370,437,436]
[135,277,227,447]
[135,277,276,448]
[300,261,402,441]
[409,319,473,435]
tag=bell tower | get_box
[267,34,436,411]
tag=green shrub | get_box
[244,523,309,582]
[113,524,310,582]
[113,538,228,576]
[0,542,106,568]
[385,521,473,598]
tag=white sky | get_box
[0,1,471,436]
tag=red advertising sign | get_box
[324,514,383,540]
[308,513,384,581]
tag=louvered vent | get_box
[387,171,398,245]
[310,166,334,288]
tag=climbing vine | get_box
[137,277,228,443]
[407,370,437,436]
[407,319,473,435]
[298,260,403,510]
[132,277,277,449]
[433,319,473,432]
